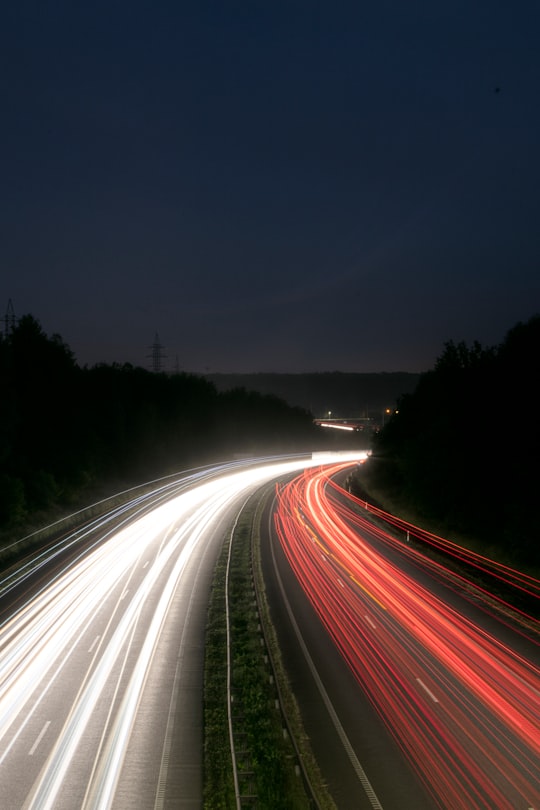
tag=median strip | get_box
[204,485,335,809]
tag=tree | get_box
[368,316,540,564]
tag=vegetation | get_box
[356,315,540,568]
[203,540,235,808]
[206,371,420,418]
[3,309,538,570]
[204,493,334,809]
[0,314,326,541]
[3,310,538,802]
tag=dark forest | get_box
[0,315,326,534]
[1,313,539,571]
[358,315,540,568]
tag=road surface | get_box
[0,453,363,809]
[264,462,540,810]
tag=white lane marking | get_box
[416,677,439,703]
[269,515,384,810]
[364,615,377,629]
[29,721,51,755]
[88,635,101,654]
[143,561,150,568]
[120,589,129,600]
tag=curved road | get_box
[263,462,540,810]
[0,453,362,810]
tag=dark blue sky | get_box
[2,1,539,373]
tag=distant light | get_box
[318,422,355,432]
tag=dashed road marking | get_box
[416,677,439,703]
[29,721,50,756]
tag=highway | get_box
[268,462,540,810]
[0,453,363,810]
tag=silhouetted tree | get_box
[367,316,540,565]
[0,315,324,535]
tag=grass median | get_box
[203,486,335,810]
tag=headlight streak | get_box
[0,452,365,810]
[80,483,261,810]
[274,464,540,810]
[30,504,215,809]
[0,458,282,602]
[337,480,540,611]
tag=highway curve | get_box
[261,462,540,810]
[0,455,363,810]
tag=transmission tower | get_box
[3,299,17,337]
[147,332,167,372]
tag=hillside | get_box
[204,372,420,420]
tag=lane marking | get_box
[88,635,101,653]
[416,677,439,703]
[269,510,384,810]
[364,615,376,629]
[153,535,208,810]
[29,721,51,756]
[350,573,387,610]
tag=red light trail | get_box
[274,463,540,809]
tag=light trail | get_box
[0,452,365,809]
[274,464,540,810]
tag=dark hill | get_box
[204,372,419,419]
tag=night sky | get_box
[2,2,539,373]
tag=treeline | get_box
[359,315,540,567]
[205,371,420,418]
[0,315,324,532]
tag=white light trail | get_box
[0,452,365,809]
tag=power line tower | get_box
[147,332,167,372]
[3,299,17,337]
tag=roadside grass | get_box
[347,467,540,621]
[203,487,336,810]
[350,466,540,577]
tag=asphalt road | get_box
[0,470,231,810]
[3,452,534,809]
[0,453,365,810]
[261,463,540,810]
